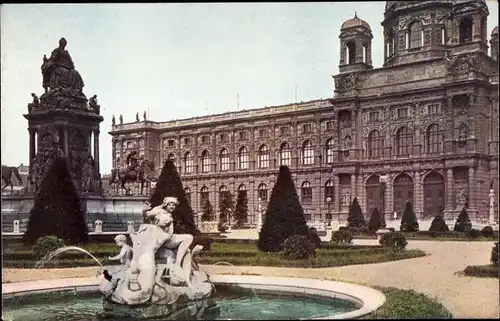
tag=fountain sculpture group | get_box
[99,197,216,318]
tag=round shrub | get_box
[466,228,480,238]
[481,226,494,238]
[491,242,498,266]
[308,227,322,249]
[331,230,353,245]
[283,235,315,260]
[379,232,408,250]
[429,216,449,232]
[32,235,65,259]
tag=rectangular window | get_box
[397,108,409,119]
[168,139,175,147]
[184,137,192,146]
[427,104,440,115]
[368,111,379,122]
[202,135,210,144]
[326,121,334,131]
[259,128,268,138]
[280,126,290,136]
[219,133,228,143]
[302,123,312,133]
[238,130,247,140]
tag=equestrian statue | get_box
[110,151,155,195]
[1,166,23,195]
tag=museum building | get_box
[109,1,499,224]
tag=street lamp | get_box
[379,174,389,228]
[326,196,332,226]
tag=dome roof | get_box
[492,26,498,35]
[341,13,371,30]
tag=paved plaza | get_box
[3,239,499,318]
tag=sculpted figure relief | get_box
[99,196,214,309]
[80,155,95,192]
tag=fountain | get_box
[36,246,103,268]
[96,197,216,318]
[2,196,387,320]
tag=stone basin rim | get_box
[2,275,386,320]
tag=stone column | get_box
[385,178,393,220]
[351,174,357,200]
[366,43,372,65]
[29,129,36,164]
[355,39,364,64]
[93,130,100,177]
[445,168,454,217]
[444,97,454,154]
[64,126,69,157]
[472,15,481,40]
[468,167,476,210]
[414,171,422,218]
[334,174,340,213]
[340,42,346,65]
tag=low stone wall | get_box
[1,194,148,234]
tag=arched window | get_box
[258,145,269,169]
[201,150,210,172]
[325,138,335,164]
[167,153,176,165]
[238,146,249,170]
[302,140,314,165]
[368,130,384,159]
[200,186,209,206]
[408,21,422,48]
[219,148,230,171]
[238,184,246,191]
[279,142,291,166]
[184,152,194,173]
[301,181,312,204]
[219,185,229,201]
[426,124,443,155]
[346,42,356,64]
[459,17,473,44]
[396,127,413,156]
[324,180,334,204]
[184,187,191,206]
[258,183,268,201]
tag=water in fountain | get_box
[213,261,258,298]
[35,246,103,269]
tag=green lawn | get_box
[3,242,426,269]
[363,286,452,319]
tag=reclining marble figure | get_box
[99,197,214,308]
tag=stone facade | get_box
[109,1,499,224]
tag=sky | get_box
[1,2,498,175]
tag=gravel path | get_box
[3,240,498,318]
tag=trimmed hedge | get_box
[283,235,315,260]
[379,232,408,250]
[462,264,499,279]
[331,230,353,244]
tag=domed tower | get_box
[338,13,373,74]
[382,0,490,67]
[490,26,499,62]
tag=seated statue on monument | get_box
[39,38,88,110]
[98,196,214,315]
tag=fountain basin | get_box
[3,275,385,320]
